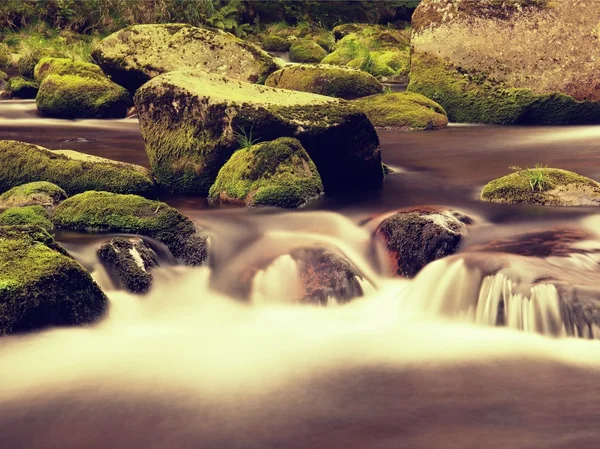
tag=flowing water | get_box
[2,101,600,448]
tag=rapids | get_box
[2,101,600,448]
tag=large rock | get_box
[33,57,105,82]
[481,168,600,206]
[353,92,448,130]
[134,70,382,195]
[98,237,159,294]
[0,181,67,208]
[92,24,280,92]
[0,225,108,335]
[53,191,208,266]
[265,64,383,100]
[409,0,600,124]
[0,141,154,196]
[208,137,323,208]
[376,207,468,277]
[288,39,328,63]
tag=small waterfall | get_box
[251,255,303,305]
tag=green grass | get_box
[235,125,260,150]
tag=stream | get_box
[1,100,600,448]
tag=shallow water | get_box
[2,100,600,448]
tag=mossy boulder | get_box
[134,70,382,195]
[376,206,468,277]
[92,24,280,92]
[6,76,38,99]
[261,35,291,52]
[0,181,67,208]
[98,237,159,294]
[332,24,370,41]
[481,168,600,206]
[209,137,323,208]
[409,0,600,124]
[353,92,449,130]
[36,73,132,119]
[323,25,411,82]
[33,57,105,82]
[288,39,328,63]
[0,225,108,335]
[265,64,383,100]
[0,141,154,197]
[53,191,208,266]
[0,206,54,232]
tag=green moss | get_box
[208,137,323,208]
[0,43,10,68]
[36,73,132,119]
[0,181,67,207]
[265,64,383,100]
[6,76,39,99]
[0,70,8,82]
[34,57,105,82]
[289,39,328,63]
[408,51,600,124]
[18,51,43,78]
[0,141,154,197]
[481,168,600,205]
[261,35,291,52]
[0,225,108,335]
[353,92,449,129]
[0,206,54,232]
[53,191,208,265]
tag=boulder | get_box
[481,168,600,206]
[353,92,448,129]
[98,237,159,294]
[0,225,108,335]
[265,64,383,100]
[36,73,132,119]
[376,206,468,277]
[0,206,54,232]
[208,137,323,208]
[0,181,67,208]
[0,141,154,197]
[323,25,410,82]
[409,0,600,124]
[92,24,280,92]
[53,191,208,266]
[288,39,328,63]
[260,35,291,52]
[134,70,382,195]
[33,57,105,82]
[6,76,38,99]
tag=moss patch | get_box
[6,76,39,98]
[0,206,54,232]
[265,64,382,100]
[0,225,108,335]
[261,35,291,52]
[0,141,154,197]
[209,137,323,208]
[353,91,448,129]
[33,57,105,82]
[481,168,600,206]
[53,191,208,265]
[289,39,328,63]
[0,181,67,208]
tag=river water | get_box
[1,100,600,448]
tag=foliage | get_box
[512,164,550,192]
[235,125,259,150]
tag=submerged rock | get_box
[409,0,600,124]
[0,181,67,208]
[98,237,159,294]
[53,191,208,266]
[481,168,600,206]
[135,70,382,195]
[0,225,108,335]
[353,92,448,130]
[265,64,382,100]
[376,206,468,277]
[288,39,328,63]
[6,76,38,99]
[92,24,280,92]
[0,141,154,196]
[208,137,323,208]
[0,206,54,232]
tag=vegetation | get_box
[33,56,104,81]
[0,224,108,335]
[352,91,448,129]
[53,191,208,265]
[6,76,38,98]
[0,141,154,196]
[235,125,260,150]
[288,39,328,63]
[0,205,54,232]
[208,137,324,208]
[0,181,67,207]
[265,64,383,100]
